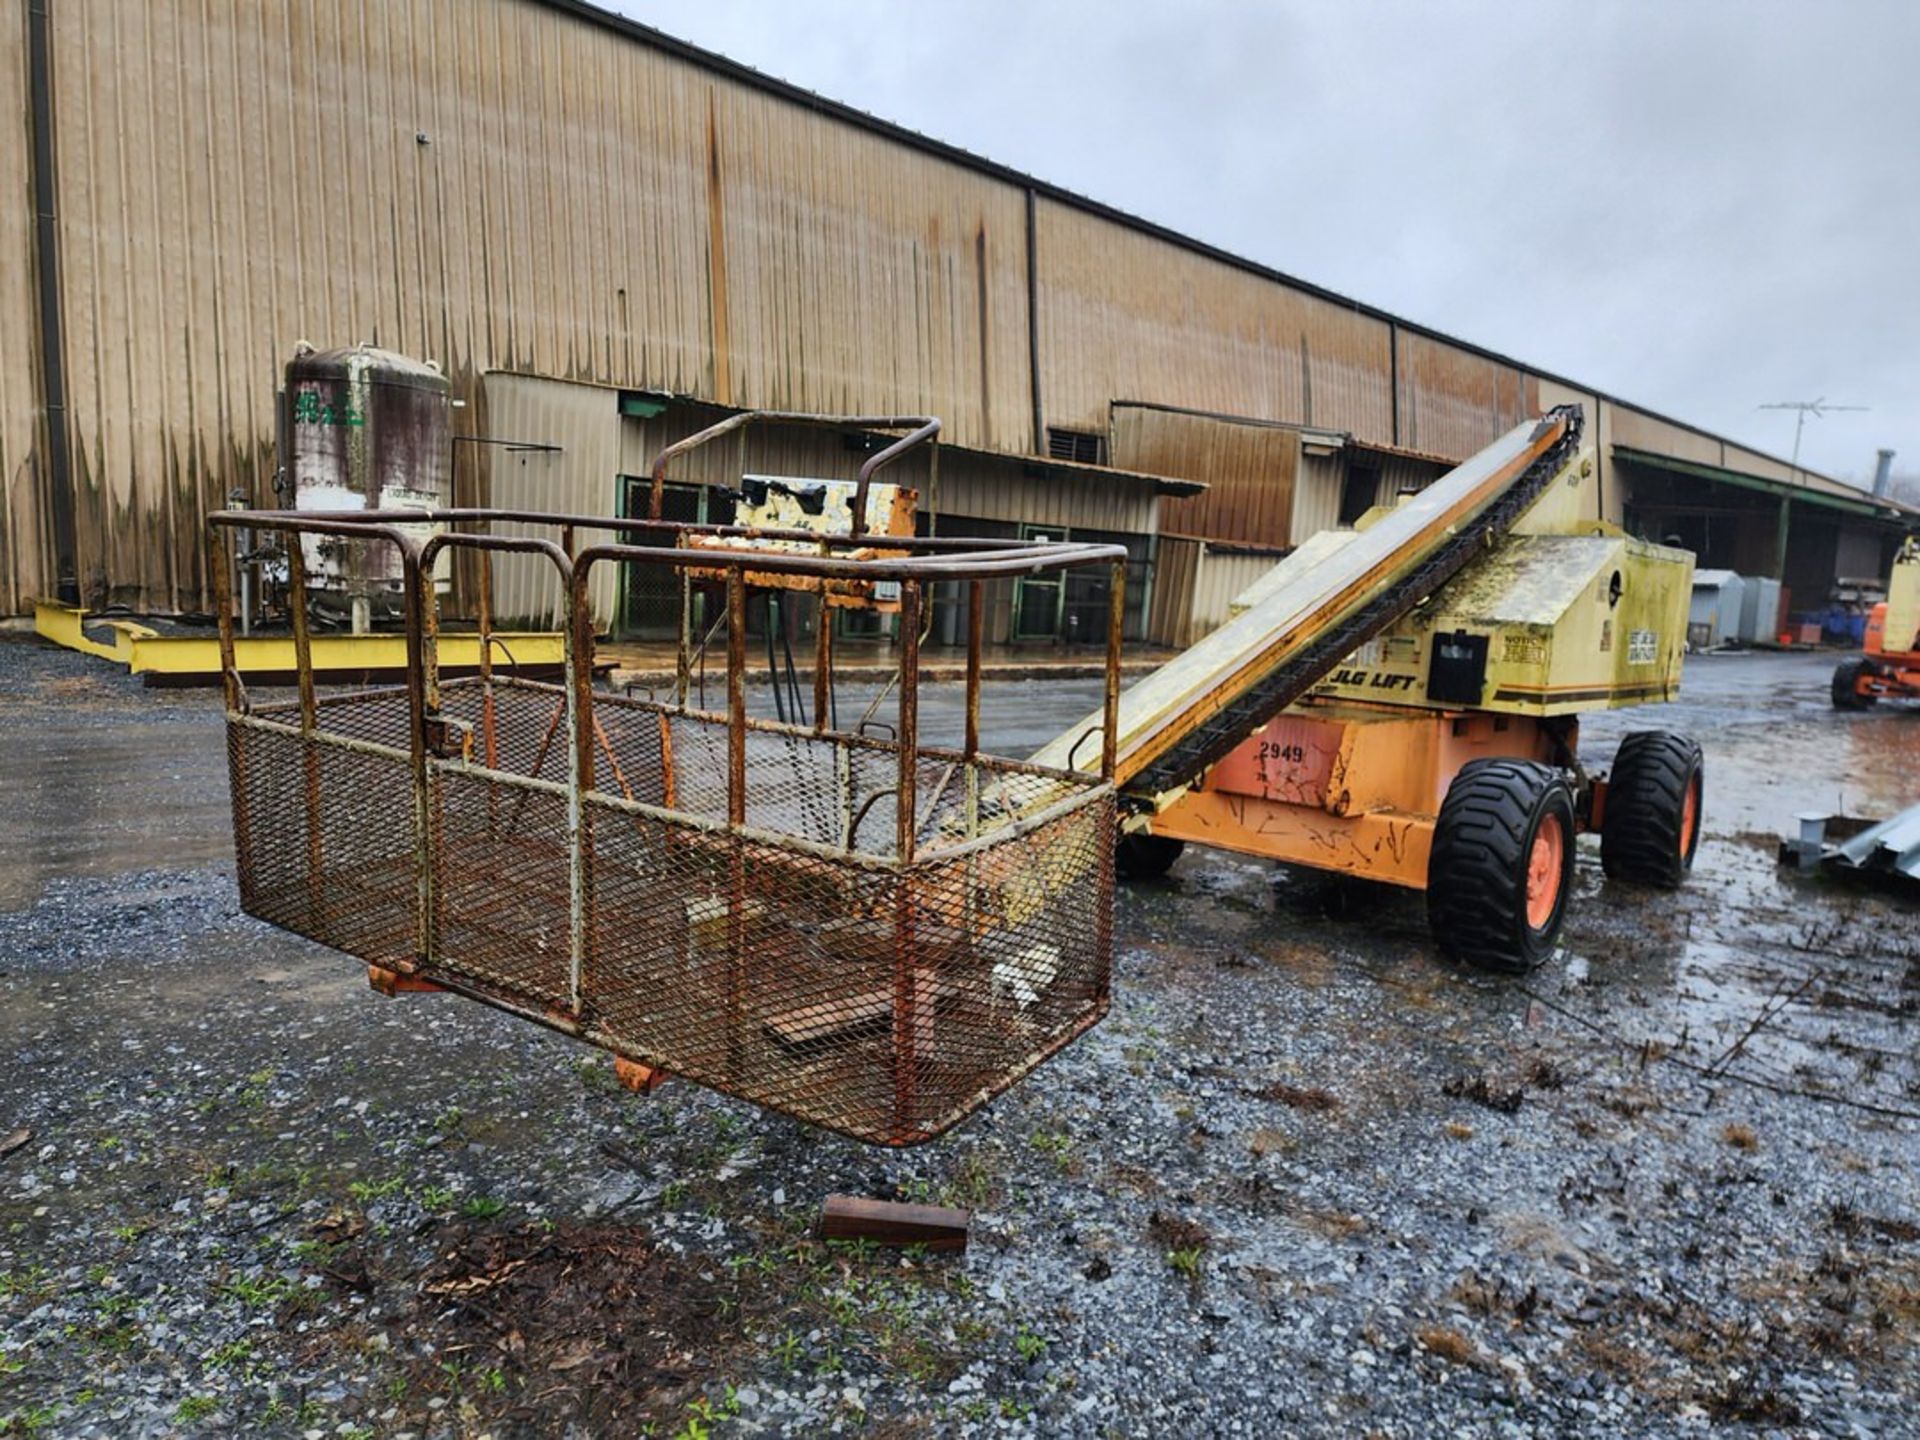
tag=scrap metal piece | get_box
[818,1194,970,1251]
[1823,802,1920,886]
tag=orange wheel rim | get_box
[1525,814,1566,931]
[1680,774,1700,857]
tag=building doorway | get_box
[1014,524,1068,640]
[1338,464,1381,525]
[615,476,734,639]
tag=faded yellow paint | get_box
[1299,447,1693,717]
[1307,531,1691,716]
[34,599,563,679]
[683,476,918,609]
[1877,537,1920,657]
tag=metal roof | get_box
[948,443,1207,499]
[1614,447,1919,525]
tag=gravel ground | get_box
[0,635,1915,1438]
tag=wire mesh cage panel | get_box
[227,679,1113,1144]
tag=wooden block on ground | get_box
[613,1055,670,1093]
[819,1194,970,1251]
[367,964,445,997]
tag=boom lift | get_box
[1832,537,1920,709]
[1035,406,1703,972]
[209,404,1697,1148]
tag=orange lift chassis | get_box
[1833,537,1920,709]
[1036,404,1704,973]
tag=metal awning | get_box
[1614,445,1918,524]
[608,387,1208,498]
[1346,436,1459,468]
[948,442,1207,498]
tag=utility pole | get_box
[1759,399,1868,580]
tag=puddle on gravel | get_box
[1,642,238,911]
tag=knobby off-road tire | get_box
[1427,759,1577,974]
[1116,833,1186,880]
[1600,731,1704,888]
[1831,656,1879,711]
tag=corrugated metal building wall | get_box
[1,11,46,615]
[1141,538,1279,650]
[2,0,1890,618]
[12,0,1031,613]
[1036,201,1395,442]
[1110,405,1299,545]
[1395,331,1539,461]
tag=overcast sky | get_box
[617,0,1918,488]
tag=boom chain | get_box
[1128,404,1587,803]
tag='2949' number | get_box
[1257,740,1307,766]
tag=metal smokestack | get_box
[1872,447,1896,497]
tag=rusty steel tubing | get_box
[723,568,749,829]
[676,565,693,708]
[896,581,922,864]
[964,580,983,760]
[206,525,259,907]
[569,538,1126,585]
[397,544,432,968]
[844,787,900,852]
[284,541,324,935]
[724,565,749,1076]
[209,512,422,553]
[812,593,834,733]
[1104,558,1125,780]
[282,543,318,731]
[647,411,754,519]
[416,532,574,714]
[207,523,239,713]
[642,410,939,525]
[279,504,1044,555]
[568,559,597,1017]
[851,418,940,538]
[476,550,498,770]
[421,530,583,1009]
[892,577,923,1141]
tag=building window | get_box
[1047,427,1106,466]
[618,390,670,418]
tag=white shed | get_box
[1738,576,1783,643]
[1689,570,1746,647]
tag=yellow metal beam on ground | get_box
[33,599,566,682]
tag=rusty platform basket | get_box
[208,477,1125,1145]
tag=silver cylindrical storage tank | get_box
[285,342,452,613]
